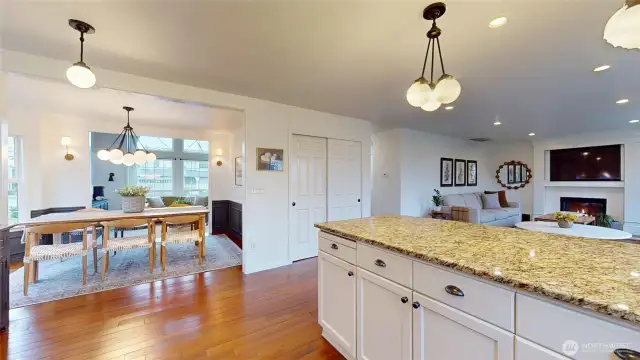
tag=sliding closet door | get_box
[289,135,327,261]
[328,139,362,221]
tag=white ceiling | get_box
[6,74,243,132]
[1,0,638,140]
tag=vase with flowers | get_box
[115,185,149,213]
[553,211,578,229]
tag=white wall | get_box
[2,50,372,274]
[532,130,640,234]
[228,125,245,204]
[372,128,533,217]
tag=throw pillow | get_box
[481,193,501,209]
[182,196,196,205]
[485,190,509,208]
[194,195,208,207]
[147,197,165,208]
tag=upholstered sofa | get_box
[146,195,208,208]
[442,192,520,227]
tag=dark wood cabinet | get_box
[210,200,242,248]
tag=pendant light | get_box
[406,3,461,111]
[97,107,156,166]
[604,0,640,50]
[66,19,96,89]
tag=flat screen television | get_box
[549,145,622,181]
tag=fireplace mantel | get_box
[543,181,624,188]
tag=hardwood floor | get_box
[0,258,343,360]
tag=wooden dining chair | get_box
[100,219,156,280]
[23,222,98,296]
[160,215,206,271]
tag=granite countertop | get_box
[315,216,640,325]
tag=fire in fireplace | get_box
[560,197,607,216]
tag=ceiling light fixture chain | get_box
[406,2,461,112]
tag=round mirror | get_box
[496,161,532,189]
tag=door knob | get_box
[412,301,421,309]
[357,199,361,202]
[614,349,640,359]
[348,271,354,277]
[292,202,296,206]
[401,296,409,304]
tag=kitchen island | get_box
[315,216,640,360]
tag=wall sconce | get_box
[61,136,74,161]
[215,148,224,167]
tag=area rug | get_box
[9,234,242,308]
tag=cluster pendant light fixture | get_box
[406,2,461,112]
[66,19,96,89]
[96,107,157,166]
[604,0,640,50]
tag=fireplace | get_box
[560,197,607,216]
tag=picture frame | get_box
[440,158,453,187]
[235,156,243,186]
[454,159,466,187]
[256,148,284,171]
[520,165,526,184]
[514,164,521,183]
[466,160,477,186]
[507,164,515,184]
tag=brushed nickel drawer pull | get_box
[445,285,464,297]
[374,259,386,267]
[331,243,338,250]
[614,349,640,359]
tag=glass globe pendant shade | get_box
[604,3,640,50]
[109,157,123,165]
[122,153,135,167]
[146,152,157,162]
[66,61,96,89]
[406,78,433,107]
[133,150,147,165]
[109,148,124,162]
[421,100,442,112]
[97,149,110,161]
[434,75,462,104]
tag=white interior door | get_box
[328,139,362,221]
[289,135,327,261]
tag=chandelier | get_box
[96,107,157,166]
[66,19,96,89]
[604,0,640,50]
[406,2,461,112]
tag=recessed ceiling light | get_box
[593,65,611,72]
[630,120,639,123]
[528,133,535,136]
[489,17,507,28]
[582,152,590,156]
[616,99,629,104]
[445,106,454,110]
[493,121,502,126]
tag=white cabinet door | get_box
[412,292,514,360]
[516,336,570,360]
[318,252,357,359]
[328,139,362,221]
[289,135,327,261]
[357,268,412,360]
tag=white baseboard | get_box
[322,329,355,360]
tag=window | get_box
[8,136,19,224]
[136,136,173,152]
[183,139,209,154]
[135,159,174,197]
[183,160,209,196]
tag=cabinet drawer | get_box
[319,236,356,265]
[517,294,640,360]
[357,243,412,288]
[516,336,570,360]
[413,261,514,331]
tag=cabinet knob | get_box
[348,271,354,277]
[445,285,464,297]
[614,349,640,359]
[401,296,409,304]
[292,202,296,206]
[357,199,361,203]
[412,301,420,309]
[331,243,339,250]
[374,259,386,267]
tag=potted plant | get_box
[432,189,444,212]
[553,211,578,229]
[115,185,149,213]
[596,214,614,228]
